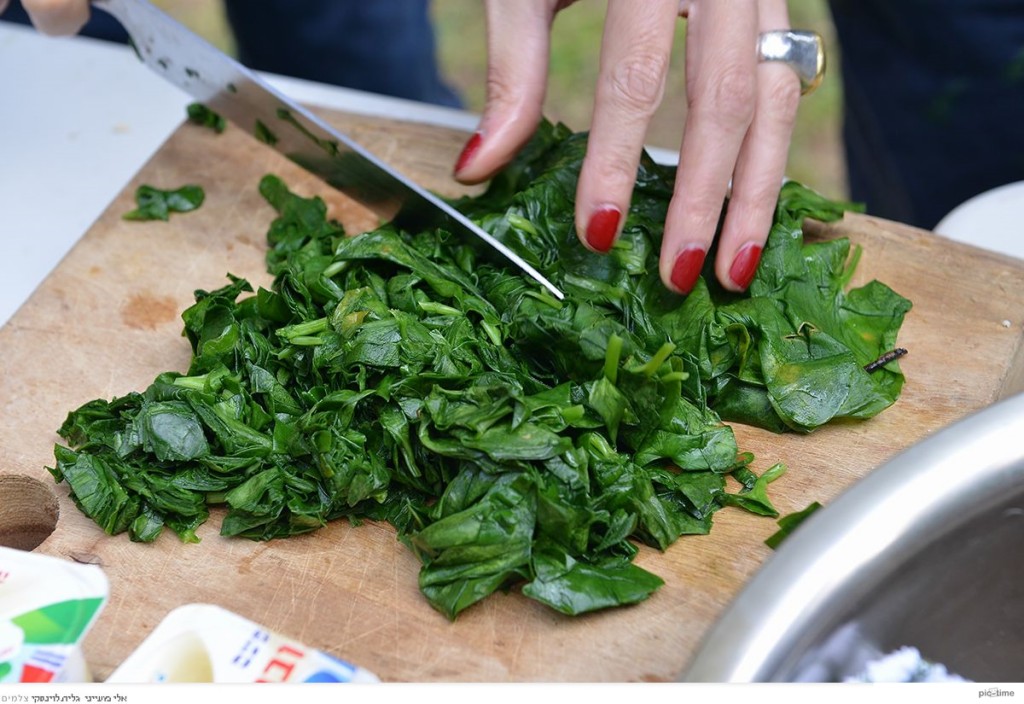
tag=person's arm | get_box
[2,0,91,35]
[455,0,802,295]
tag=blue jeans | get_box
[1,0,462,108]
[828,0,1024,228]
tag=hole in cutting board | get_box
[0,475,59,551]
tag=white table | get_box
[0,23,479,328]
[2,22,1021,330]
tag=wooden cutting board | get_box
[1,108,1022,683]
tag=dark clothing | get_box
[1,0,462,108]
[828,0,1024,228]
[223,0,461,108]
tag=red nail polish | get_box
[729,242,763,290]
[454,131,482,175]
[670,246,706,294]
[585,206,621,253]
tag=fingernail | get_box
[585,206,622,253]
[729,242,763,290]
[454,131,482,175]
[670,246,706,294]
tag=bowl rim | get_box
[682,391,1024,682]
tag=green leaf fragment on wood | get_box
[764,501,824,549]
[123,184,205,221]
[186,102,226,133]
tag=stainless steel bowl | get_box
[683,392,1024,682]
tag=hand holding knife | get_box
[91,0,566,300]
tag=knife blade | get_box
[91,0,565,300]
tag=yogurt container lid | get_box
[107,603,379,684]
[0,546,109,683]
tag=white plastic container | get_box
[0,546,109,683]
[107,603,379,683]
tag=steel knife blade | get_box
[91,0,564,300]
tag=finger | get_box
[453,0,561,184]
[22,0,90,35]
[713,0,800,291]
[659,0,759,293]
[0,1,9,17]
[575,0,678,253]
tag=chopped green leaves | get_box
[51,121,909,619]
[123,184,205,221]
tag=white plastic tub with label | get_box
[107,603,379,684]
[0,547,109,683]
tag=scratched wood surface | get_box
[0,109,1022,683]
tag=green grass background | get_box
[152,0,847,200]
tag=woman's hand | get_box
[454,0,803,295]
[2,0,91,35]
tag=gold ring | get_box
[757,30,826,95]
